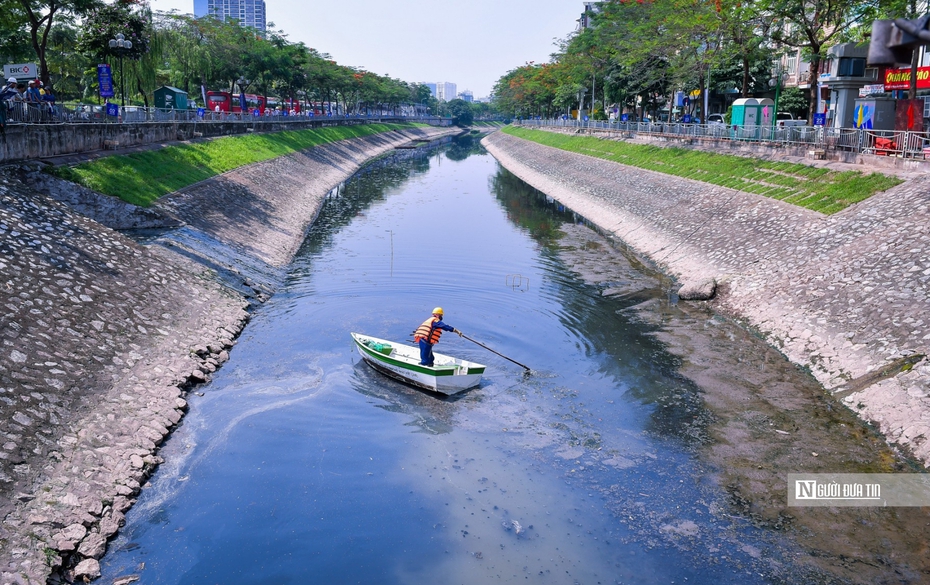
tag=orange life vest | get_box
[414,317,444,344]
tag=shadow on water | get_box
[489,166,712,448]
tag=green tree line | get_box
[1,0,499,120]
[492,0,912,123]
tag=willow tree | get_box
[76,0,152,104]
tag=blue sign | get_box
[813,113,826,126]
[583,116,589,121]
[621,113,629,122]
[97,64,114,98]
[105,102,119,117]
[197,107,205,117]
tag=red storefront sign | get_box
[884,66,930,90]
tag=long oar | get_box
[460,333,531,372]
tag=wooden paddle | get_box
[459,333,531,372]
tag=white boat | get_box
[351,332,485,395]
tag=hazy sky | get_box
[147,0,583,98]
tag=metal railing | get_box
[515,118,930,159]
[1,101,443,126]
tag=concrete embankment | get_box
[483,131,930,464]
[0,125,458,584]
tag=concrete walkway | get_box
[484,131,930,465]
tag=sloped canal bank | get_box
[100,137,929,585]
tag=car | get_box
[707,113,725,124]
[776,112,806,127]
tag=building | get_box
[421,81,458,102]
[578,2,601,30]
[458,90,474,103]
[437,82,457,102]
[194,0,267,31]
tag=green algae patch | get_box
[51,124,417,207]
[503,126,903,215]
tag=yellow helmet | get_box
[432,307,444,316]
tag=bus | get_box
[206,91,267,114]
[207,91,302,115]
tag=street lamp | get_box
[108,33,132,108]
[768,64,788,129]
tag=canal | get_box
[101,136,927,584]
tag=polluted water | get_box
[100,135,930,585]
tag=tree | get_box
[764,0,872,122]
[777,86,808,118]
[447,98,473,126]
[17,0,102,85]
[76,0,151,103]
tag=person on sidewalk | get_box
[413,307,462,367]
[0,78,19,138]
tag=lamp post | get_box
[108,33,132,108]
[768,65,787,130]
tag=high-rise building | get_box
[458,90,474,103]
[420,82,458,102]
[195,0,267,32]
[437,82,457,102]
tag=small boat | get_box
[351,332,485,395]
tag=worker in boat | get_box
[413,307,463,367]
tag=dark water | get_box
[102,137,797,584]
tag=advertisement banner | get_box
[3,63,38,80]
[97,64,115,98]
[884,66,930,91]
[859,84,886,97]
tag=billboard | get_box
[3,63,38,80]
[884,66,930,91]
[97,64,115,98]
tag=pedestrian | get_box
[412,307,462,367]
[41,82,56,121]
[0,77,19,138]
[23,80,41,122]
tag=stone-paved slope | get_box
[0,125,458,585]
[0,175,249,584]
[484,131,930,464]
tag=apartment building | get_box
[422,82,458,102]
[194,0,267,32]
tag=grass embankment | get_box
[52,123,423,207]
[503,126,902,215]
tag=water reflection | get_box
[100,135,813,585]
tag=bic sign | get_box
[3,63,39,80]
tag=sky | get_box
[147,0,584,98]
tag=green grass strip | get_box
[502,126,903,215]
[51,123,422,207]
